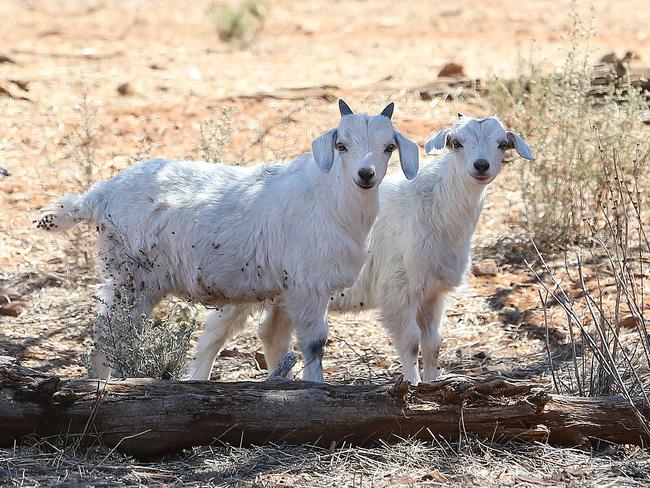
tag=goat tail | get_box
[35,192,92,232]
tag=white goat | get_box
[259,115,533,384]
[37,100,419,382]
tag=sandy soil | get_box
[1,1,650,486]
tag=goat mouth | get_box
[354,180,375,189]
[471,174,491,183]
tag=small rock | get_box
[499,307,523,324]
[116,82,134,96]
[618,315,641,329]
[149,63,165,70]
[0,167,9,177]
[255,351,268,370]
[219,348,246,358]
[0,302,24,317]
[0,54,17,64]
[599,51,617,64]
[472,259,498,277]
[438,62,465,78]
[8,79,29,91]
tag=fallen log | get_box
[1,356,648,457]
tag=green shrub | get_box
[213,0,268,46]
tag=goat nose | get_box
[473,159,490,173]
[357,166,375,181]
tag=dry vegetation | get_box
[1,0,650,486]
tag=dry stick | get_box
[330,332,376,381]
[76,379,108,448]
[10,48,124,60]
[531,244,650,436]
[576,254,636,397]
[91,429,152,473]
[539,289,559,394]
[589,230,650,372]
[267,352,298,381]
[525,244,619,384]
[588,244,607,394]
[613,156,650,371]
[579,242,650,407]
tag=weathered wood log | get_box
[1,357,648,457]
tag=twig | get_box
[267,352,297,380]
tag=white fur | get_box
[37,101,419,382]
[260,115,533,384]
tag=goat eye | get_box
[451,139,463,149]
[498,141,508,150]
[335,142,347,152]
[385,143,397,153]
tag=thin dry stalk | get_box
[528,148,650,437]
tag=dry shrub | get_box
[198,107,234,163]
[530,149,650,433]
[488,23,649,250]
[93,284,196,380]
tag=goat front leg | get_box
[258,304,293,375]
[381,302,421,385]
[283,294,329,383]
[417,293,446,383]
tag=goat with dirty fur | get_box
[37,100,419,382]
[261,114,533,384]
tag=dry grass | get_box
[2,435,649,487]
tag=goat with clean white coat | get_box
[37,100,419,382]
[259,114,533,384]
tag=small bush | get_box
[92,285,196,379]
[532,150,650,434]
[212,0,268,46]
[487,32,649,249]
[198,107,234,163]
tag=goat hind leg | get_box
[186,305,250,380]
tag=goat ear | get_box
[312,128,337,173]
[506,131,534,161]
[394,130,419,180]
[425,128,451,154]
[380,102,394,119]
[338,99,353,117]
